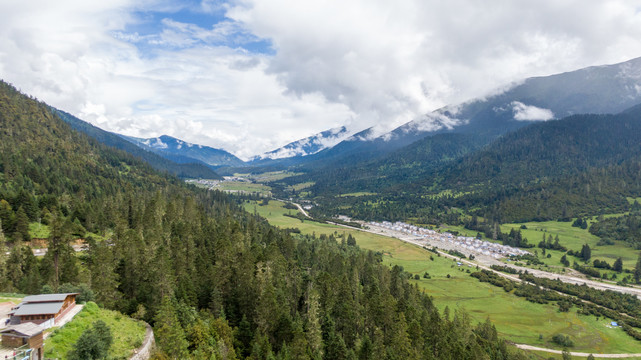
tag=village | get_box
[367,220,531,259]
[185,175,250,190]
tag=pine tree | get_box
[67,320,112,360]
[47,213,74,289]
[613,257,623,273]
[305,288,323,359]
[580,244,592,262]
[0,221,6,290]
[89,241,120,309]
[14,206,31,242]
[0,200,14,237]
[154,297,189,359]
[635,253,641,284]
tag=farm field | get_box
[243,200,641,355]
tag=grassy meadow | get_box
[216,181,272,195]
[44,302,146,360]
[244,200,641,355]
[500,220,640,275]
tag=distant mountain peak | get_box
[256,126,350,160]
[124,134,243,167]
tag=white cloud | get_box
[511,101,555,121]
[2,0,641,159]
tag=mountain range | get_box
[16,55,641,187]
[252,126,350,161]
[267,56,641,171]
[122,134,244,168]
[41,56,641,179]
[54,109,222,179]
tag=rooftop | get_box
[11,302,64,317]
[22,293,78,303]
[0,322,43,337]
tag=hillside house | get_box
[1,322,43,360]
[8,293,78,329]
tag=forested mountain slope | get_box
[0,80,526,359]
[297,132,487,196]
[309,107,641,224]
[54,109,221,179]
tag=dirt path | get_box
[515,344,641,358]
[293,202,310,218]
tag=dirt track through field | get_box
[515,344,641,358]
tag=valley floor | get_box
[244,200,641,357]
[357,221,641,299]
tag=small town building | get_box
[1,322,44,360]
[8,293,78,329]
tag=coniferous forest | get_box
[0,81,531,358]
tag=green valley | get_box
[243,200,641,355]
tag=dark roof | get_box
[0,322,43,337]
[22,293,78,303]
[12,302,64,317]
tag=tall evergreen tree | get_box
[635,253,641,284]
[580,244,592,262]
[0,200,14,237]
[88,240,120,309]
[305,288,323,359]
[14,206,31,242]
[67,320,112,360]
[154,297,189,359]
[613,257,624,273]
[47,213,74,290]
[0,221,6,290]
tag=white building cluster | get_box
[369,221,530,259]
[186,179,221,190]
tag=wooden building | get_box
[8,293,78,328]
[1,322,44,360]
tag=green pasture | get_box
[217,181,272,195]
[501,220,640,272]
[244,200,641,354]
[44,302,146,359]
[338,191,378,197]
[290,181,315,191]
[243,171,302,183]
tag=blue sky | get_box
[2,0,641,159]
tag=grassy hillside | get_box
[44,302,146,359]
